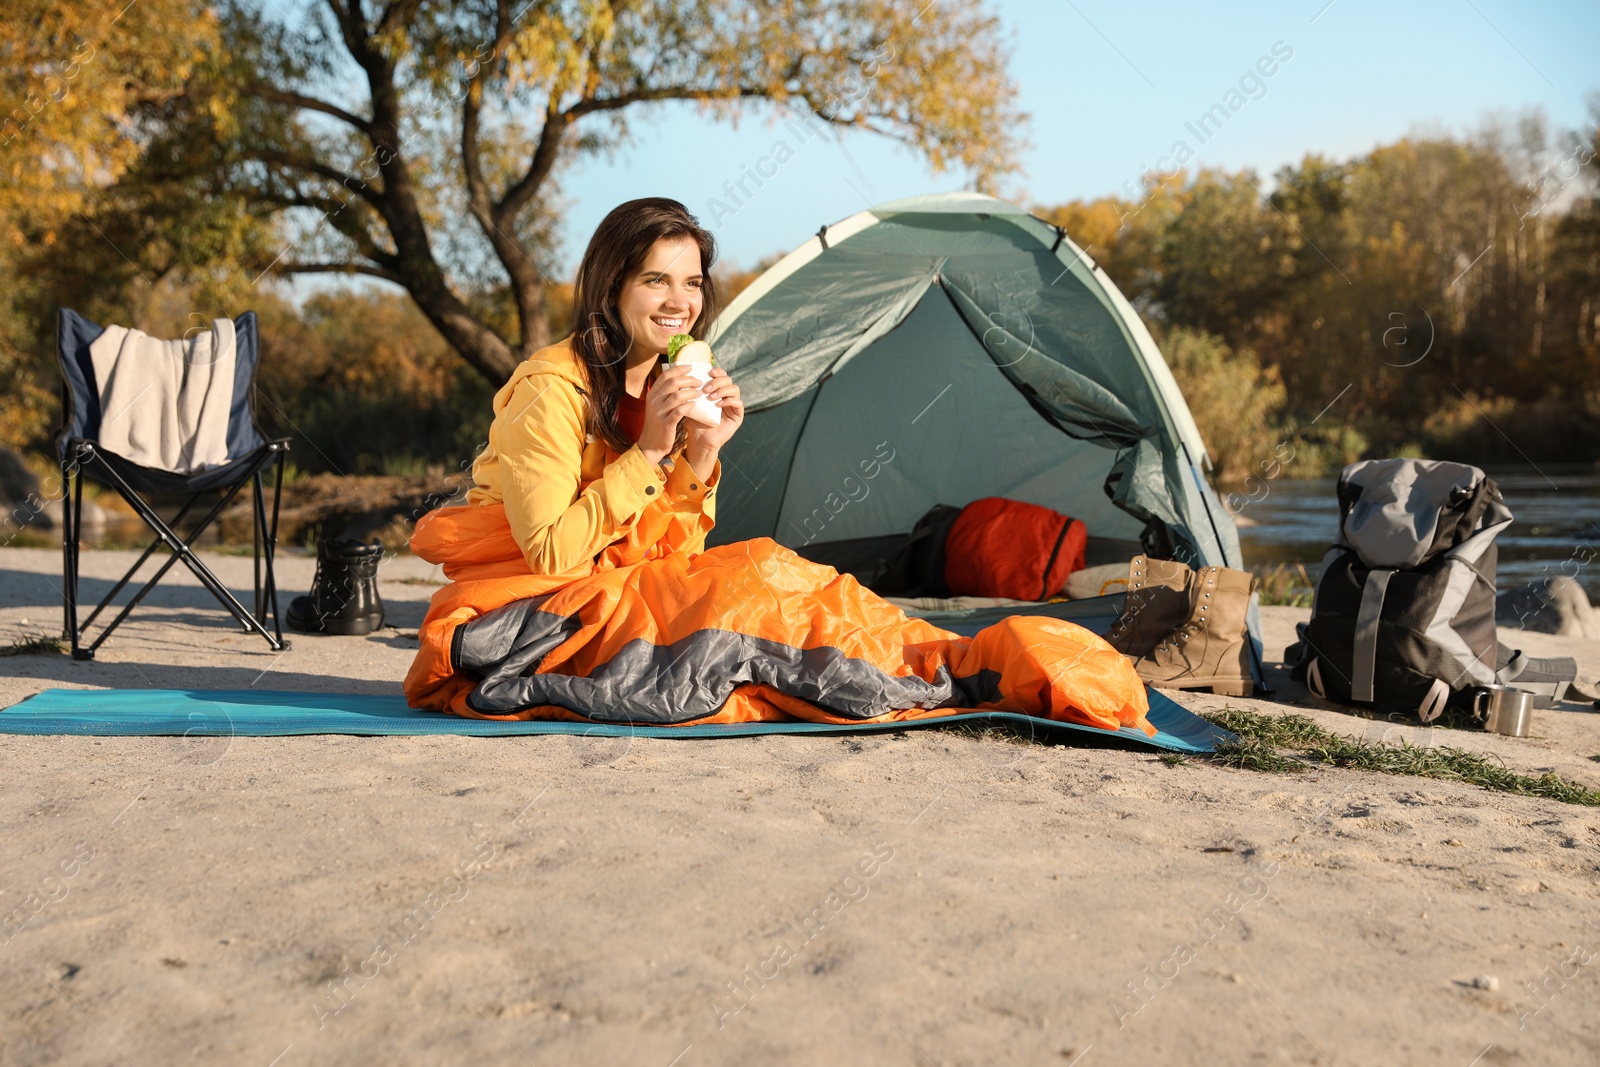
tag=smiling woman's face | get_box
[615,236,705,358]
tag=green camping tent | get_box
[705,192,1262,677]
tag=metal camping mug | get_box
[1471,684,1534,737]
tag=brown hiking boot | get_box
[1105,555,1193,658]
[1133,566,1257,697]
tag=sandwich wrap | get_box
[667,334,722,427]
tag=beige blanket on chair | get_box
[89,318,237,474]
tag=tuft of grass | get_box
[1209,708,1328,747]
[1211,734,1309,774]
[2,633,64,657]
[1202,707,1600,806]
[1158,752,1189,767]
[1305,733,1600,805]
[1253,562,1315,608]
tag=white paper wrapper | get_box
[681,362,722,426]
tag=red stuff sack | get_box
[943,497,1087,601]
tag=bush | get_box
[1158,327,1288,484]
[1275,419,1369,477]
[253,289,497,475]
[1421,392,1600,465]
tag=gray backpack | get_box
[1292,459,1572,719]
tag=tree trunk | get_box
[1531,212,1545,363]
[517,273,552,357]
[336,3,525,385]
[408,268,521,383]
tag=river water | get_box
[1234,466,1600,600]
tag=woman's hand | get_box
[681,369,742,447]
[685,366,744,456]
[637,363,704,466]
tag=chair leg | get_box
[61,458,71,642]
[61,456,90,660]
[77,487,199,635]
[73,445,288,654]
[253,471,264,624]
[263,452,285,644]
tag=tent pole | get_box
[1181,441,1236,570]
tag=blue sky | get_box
[552,0,1598,274]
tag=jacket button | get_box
[645,486,656,495]
[690,484,698,490]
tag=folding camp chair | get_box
[56,308,291,658]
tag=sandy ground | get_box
[1,545,1598,1067]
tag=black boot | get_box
[287,538,385,636]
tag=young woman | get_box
[404,199,1152,737]
[462,197,741,578]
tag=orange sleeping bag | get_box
[404,503,1152,736]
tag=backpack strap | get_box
[1351,569,1395,703]
[1037,516,1074,601]
[1496,648,1526,685]
[1417,678,1450,723]
[1493,647,1577,707]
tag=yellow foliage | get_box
[1158,327,1287,485]
[1037,199,1127,260]
[0,2,246,454]
[0,0,221,228]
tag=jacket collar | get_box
[489,336,588,418]
[489,334,664,418]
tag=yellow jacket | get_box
[466,336,720,576]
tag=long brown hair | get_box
[569,197,720,455]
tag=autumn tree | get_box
[1032,172,1185,309]
[1545,118,1600,395]
[1157,327,1286,485]
[0,0,269,447]
[213,0,1024,385]
[1036,107,1600,467]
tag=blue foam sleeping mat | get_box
[0,687,1234,754]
